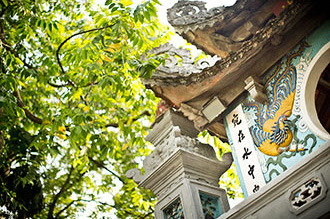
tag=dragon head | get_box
[270,114,290,145]
[278,114,287,129]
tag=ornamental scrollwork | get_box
[289,176,327,214]
[146,43,219,79]
[167,0,225,27]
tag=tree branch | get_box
[122,206,154,219]
[47,81,71,88]
[88,156,125,184]
[84,80,96,100]
[105,123,119,128]
[54,200,76,219]
[140,207,154,219]
[0,108,4,153]
[60,111,150,132]
[47,166,74,219]
[56,24,115,76]
[0,20,35,70]
[48,80,99,88]
[55,198,115,218]
[79,199,114,207]
[13,90,43,124]
[0,130,4,155]
[80,95,88,105]
[56,24,115,106]
[0,4,8,18]
[105,111,151,128]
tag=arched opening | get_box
[315,63,330,134]
[301,42,330,140]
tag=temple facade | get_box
[127,0,330,218]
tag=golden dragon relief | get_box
[243,42,308,156]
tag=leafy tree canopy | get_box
[0,0,243,218]
[0,0,171,218]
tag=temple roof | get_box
[144,0,328,139]
[168,0,275,58]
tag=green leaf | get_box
[143,10,150,22]
[142,202,149,211]
[111,6,118,12]
[48,23,53,33]
[153,0,161,5]
[108,3,116,9]
[15,57,24,66]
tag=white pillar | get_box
[127,110,232,219]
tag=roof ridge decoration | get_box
[143,43,220,86]
[144,1,304,87]
[167,0,248,34]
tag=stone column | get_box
[126,109,232,219]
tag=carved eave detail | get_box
[142,43,220,87]
[244,76,267,104]
[145,1,306,87]
[178,103,228,140]
[167,0,248,35]
[178,103,208,131]
[167,0,271,57]
[142,1,322,142]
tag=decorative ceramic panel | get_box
[243,41,308,156]
[199,192,223,218]
[289,175,328,215]
[291,178,322,209]
[239,20,330,182]
[163,198,184,219]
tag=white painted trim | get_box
[300,41,330,140]
[217,140,330,219]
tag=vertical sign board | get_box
[225,104,266,196]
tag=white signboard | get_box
[226,104,266,196]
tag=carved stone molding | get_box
[167,0,247,34]
[125,168,143,184]
[288,175,328,215]
[244,216,258,219]
[157,176,184,198]
[141,148,233,198]
[178,103,208,130]
[244,76,267,104]
[146,109,199,145]
[143,43,220,86]
[127,109,217,175]
[143,128,217,174]
[125,109,233,210]
[218,141,330,219]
